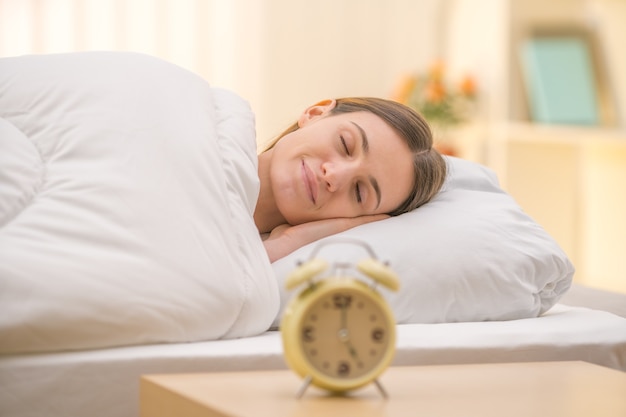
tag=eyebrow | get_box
[350,121,381,210]
[351,121,369,153]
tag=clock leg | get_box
[296,375,313,399]
[374,378,389,399]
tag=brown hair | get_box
[263,97,447,215]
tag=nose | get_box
[321,161,353,193]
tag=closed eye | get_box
[355,183,362,203]
[340,136,350,155]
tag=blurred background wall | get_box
[0,0,445,145]
[1,0,625,293]
[1,0,624,140]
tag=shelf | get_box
[492,122,626,146]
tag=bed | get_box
[1,52,625,417]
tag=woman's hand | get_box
[262,214,389,263]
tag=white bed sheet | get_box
[1,305,625,417]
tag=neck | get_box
[254,150,286,233]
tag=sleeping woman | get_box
[254,97,447,262]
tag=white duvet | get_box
[0,52,279,353]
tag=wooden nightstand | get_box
[140,361,626,417]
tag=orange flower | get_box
[424,80,446,103]
[459,75,476,97]
[394,61,477,128]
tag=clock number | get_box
[302,325,315,342]
[333,294,352,309]
[371,327,385,343]
[337,361,351,376]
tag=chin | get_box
[281,208,321,226]
[283,215,311,227]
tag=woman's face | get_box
[268,105,414,225]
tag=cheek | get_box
[379,165,414,212]
[313,199,359,221]
[394,176,415,210]
[271,171,297,209]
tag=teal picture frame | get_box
[520,27,612,126]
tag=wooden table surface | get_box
[141,361,626,417]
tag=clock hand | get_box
[345,340,361,362]
[340,302,348,330]
[338,304,362,365]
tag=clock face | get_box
[298,287,392,380]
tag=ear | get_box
[297,99,337,128]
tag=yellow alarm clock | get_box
[280,239,399,398]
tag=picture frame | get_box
[520,26,615,126]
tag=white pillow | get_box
[272,156,574,326]
[0,52,279,354]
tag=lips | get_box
[301,159,318,204]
